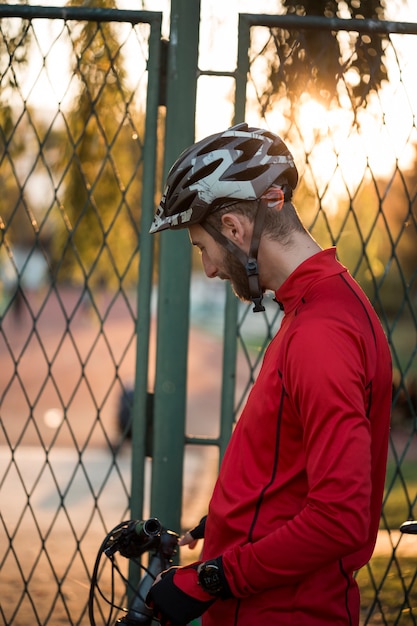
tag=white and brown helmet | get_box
[150,123,298,234]
[150,123,298,312]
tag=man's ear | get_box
[220,213,251,247]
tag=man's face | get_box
[188,224,253,304]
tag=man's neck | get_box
[258,231,322,292]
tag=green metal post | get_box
[130,15,162,522]
[235,14,250,125]
[128,14,163,596]
[150,0,201,535]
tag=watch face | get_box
[199,563,222,595]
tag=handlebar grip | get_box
[105,518,163,559]
[134,517,162,538]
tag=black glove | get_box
[146,559,231,626]
[189,515,207,541]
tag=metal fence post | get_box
[150,0,201,535]
[129,12,162,521]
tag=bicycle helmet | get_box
[150,123,298,312]
[150,123,298,233]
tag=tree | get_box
[52,0,144,288]
[0,9,46,311]
[263,0,388,109]
[0,10,33,247]
[254,0,416,321]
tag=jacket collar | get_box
[275,248,346,313]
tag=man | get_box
[147,124,392,625]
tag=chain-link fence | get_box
[0,6,162,625]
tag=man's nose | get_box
[202,255,218,279]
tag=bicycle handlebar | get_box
[104,517,163,559]
[89,518,179,626]
[116,528,179,625]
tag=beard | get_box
[222,248,261,304]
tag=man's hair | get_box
[204,199,306,245]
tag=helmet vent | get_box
[224,164,269,181]
[171,165,192,192]
[267,140,289,157]
[234,138,263,161]
[185,158,223,187]
[197,137,229,155]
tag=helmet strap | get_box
[247,198,267,312]
[202,199,267,313]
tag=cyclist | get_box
[147,124,392,625]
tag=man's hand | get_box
[179,515,207,550]
[146,558,231,626]
[146,563,215,626]
[178,531,199,550]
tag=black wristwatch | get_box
[197,561,224,596]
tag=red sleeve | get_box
[222,321,373,597]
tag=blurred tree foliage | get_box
[0,8,33,248]
[52,0,144,289]
[371,165,417,315]
[298,161,417,317]
[263,0,388,109]
[260,0,417,317]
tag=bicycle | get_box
[90,516,417,625]
[89,516,198,625]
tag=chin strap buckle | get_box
[246,259,265,313]
[252,297,265,313]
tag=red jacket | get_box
[202,248,392,625]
